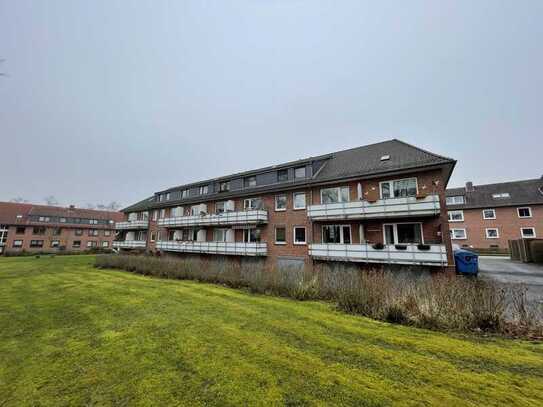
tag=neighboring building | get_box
[446,178,543,251]
[0,202,123,254]
[116,140,456,269]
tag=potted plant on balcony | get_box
[372,242,385,250]
[416,193,426,200]
[394,244,407,250]
[417,243,431,251]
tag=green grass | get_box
[0,256,542,406]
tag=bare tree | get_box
[44,196,59,206]
[86,203,96,209]
[107,201,121,211]
[10,197,29,203]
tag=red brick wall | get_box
[448,205,543,249]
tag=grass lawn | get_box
[1,256,542,406]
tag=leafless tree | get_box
[10,197,29,203]
[44,196,59,206]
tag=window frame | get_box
[447,210,464,222]
[244,176,257,188]
[320,186,350,204]
[379,177,418,199]
[219,181,230,192]
[520,227,536,239]
[243,228,261,243]
[72,240,81,248]
[12,240,23,248]
[294,166,306,179]
[446,195,465,205]
[30,240,44,248]
[275,194,287,211]
[293,192,306,210]
[517,207,532,218]
[15,227,25,235]
[450,228,467,240]
[200,185,209,195]
[321,224,352,244]
[274,226,286,245]
[244,197,262,210]
[293,226,307,245]
[482,209,496,220]
[485,228,499,239]
[277,169,288,182]
[382,222,424,245]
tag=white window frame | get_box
[320,186,350,204]
[482,209,496,220]
[379,177,418,199]
[293,192,306,210]
[200,185,208,195]
[450,228,467,240]
[101,241,109,248]
[321,225,352,244]
[492,192,510,199]
[520,227,536,238]
[293,226,306,245]
[12,240,23,248]
[382,222,424,245]
[517,207,532,218]
[485,228,499,239]
[243,228,261,243]
[447,210,464,222]
[274,226,286,245]
[181,189,189,198]
[244,198,262,210]
[446,195,465,205]
[213,228,229,242]
[275,194,287,211]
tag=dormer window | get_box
[446,196,465,205]
[277,169,288,182]
[165,192,171,201]
[200,185,208,195]
[244,176,257,188]
[219,181,230,192]
[492,192,510,199]
[182,189,189,198]
[294,166,306,179]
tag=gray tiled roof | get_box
[446,178,543,209]
[123,139,455,212]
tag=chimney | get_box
[69,205,75,209]
[465,182,474,193]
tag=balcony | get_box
[307,194,440,221]
[158,210,268,228]
[308,243,447,266]
[115,220,149,230]
[156,241,267,256]
[112,240,147,249]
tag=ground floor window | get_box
[243,228,261,243]
[322,225,351,244]
[50,240,60,248]
[521,227,536,238]
[30,240,43,248]
[450,229,467,240]
[293,226,306,245]
[87,241,97,248]
[485,228,499,239]
[72,241,81,248]
[384,223,423,244]
[101,241,109,248]
[12,240,23,248]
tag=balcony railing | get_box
[307,194,440,220]
[158,210,268,228]
[115,220,149,230]
[156,241,267,256]
[308,243,447,266]
[112,240,147,249]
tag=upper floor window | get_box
[219,181,230,192]
[244,198,262,210]
[293,192,306,209]
[447,210,464,222]
[244,176,257,188]
[521,227,536,238]
[517,207,532,218]
[16,227,25,234]
[275,194,287,211]
[380,178,417,199]
[492,192,510,199]
[182,189,189,199]
[450,228,467,240]
[165,192,171,201]
[200,185,209,195]
[243,228,261,243]
[322,225,351,244]
[446,195,465,205]
[33,227,46,235]
[277,169,288,182]
[482,209,496,220]
[215,201,225,214]
[294,166,306,179]
[321,186,349,204]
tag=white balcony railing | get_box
[112,240,147,249]
[115,220,149,230]
[158,210,268,228]
[309,243,447,266]
[307,195,440,220]
[156,241,267,256]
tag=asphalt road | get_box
[478,256,543,304]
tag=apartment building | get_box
[116,140,456,269]
[0,202,123,254]
[446,178,543,250]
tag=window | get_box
[12,240,23,248]
[275,226,286,244]
[293,226,306,244]
[89,219,98,225]
[104,230,111,237]
[150,232,156,242]
[38,216,50,222]
[380,178,417,199]
[213,228,229,242]
[50,240,60,248]
[244,198,262,210]
[294,166,306,179]
[521,227,536,238]
[383,223,423,244]
[446,195,465,205]
[16,227,25,234]
[450,229,467,240]
[152,210,158,221]
[191,205,203,216]
[483,209,496,220]
[60,217,66,223]
[447,210,464,222]
[72,241,81,248]
[293,192,306,210]
[277,169,288,182]
[200,185,209,195]
[165,192,171,201]
[159,209,166,219]
[485,228,499,239]
[243,228,261,243]
[88,230,99,237]
[33,227,46,235]
[87,241,98,248]
[101,241,109,248]
[219,181,230,192]
[52,227,62,236]
[517,207,532,218]
[322,225,351,244]
[321,186,350,204]
[181,189,189,199]
[30,240,44,248]
[275,194,287,211]
[215,201,225,214]
[75,229,83,236]
[244,176,257,188]
[492,192,510,199]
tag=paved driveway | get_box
[478,256,543,304]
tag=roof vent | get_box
[380,155,390,161]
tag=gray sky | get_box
[1,1,542,208]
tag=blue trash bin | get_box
[454,249,479,275]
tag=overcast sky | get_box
[1,1,541,208]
